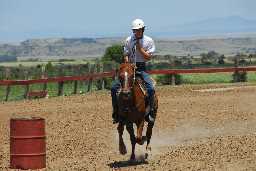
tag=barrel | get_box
[10,117,46,169]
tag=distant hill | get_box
[154,16,256,38]
[156,36,256,56]
[0,35,256,60]
[0,37,122,60]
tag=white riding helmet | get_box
[131,19,145,30]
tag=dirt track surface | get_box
[1,83,256,170]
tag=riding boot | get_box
[112,105,119,124]
[147,95,155,123]
[111,86,120,124]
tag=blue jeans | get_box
[111,71,155,114]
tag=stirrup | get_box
[148,115,155,123]
[112,115,119,124]
[146,109,155,123]
[145,113,154,123]
[112,112,119,124]
[112,119,119,124]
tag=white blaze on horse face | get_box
[124,71,128,89]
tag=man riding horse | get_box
[111,18,156,124]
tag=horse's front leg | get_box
[145,121,154,159]
[117,122,127,155]
[126,122,136,161]
[136,120,146,145]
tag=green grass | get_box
[179,72,256,84]
[247,72,256,82]
[0,80,106,101]
[1,72,256,101]
[0,60,89,67]
[181,73,232,84]
[0,85,26,101]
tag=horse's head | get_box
[118,63,135,96]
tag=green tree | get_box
[218,54,225,65]
[102,44,123,63]
[45,61,54,77]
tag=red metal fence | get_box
[1,66,256,101]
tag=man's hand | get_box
[124,56,129,63]
[135,39,141,50]
[135,39,151,61]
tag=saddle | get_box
[134,72,157,116]
[135,71,156,96]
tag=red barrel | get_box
[10,117,46,169]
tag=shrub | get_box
[156,74,182,85]
[102,44,123,63]
[232,71,247,82]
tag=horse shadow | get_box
[108,159,148,169]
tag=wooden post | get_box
[41,65,47,92]
[85,63,90,92]
[112,69,117,83]
[87,64,95,92]
[5,85,11,101]
[112,61,117,81]
[100,63,105,90]
[72,65,82,94]
[24,85,30,99]
[87,77,93,92]
[58,81,64,96]
[73,80,78,94]
[101,79,105,90]
[43,83,47,92]
[171,74,176,85]
[95,62,101,90]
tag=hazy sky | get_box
[0,0,255,42]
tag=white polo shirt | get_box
[124,34,155,63]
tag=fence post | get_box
[43,83,47,92]
[95,62,105,90]
[171,74,176,85]
[95,62,101,90]
[87,64,95,92]
[112,61,117,81]
[41,65,47,92]
[73,81,78,94]
[5,85,11,101]
[58,81,64,96]
[24,85,30,99]
[100,63,104,90]
[73,65,81,94]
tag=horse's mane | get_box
[119,63,134,71]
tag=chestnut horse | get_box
[116,63,158,161]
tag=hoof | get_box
[136,136,147,145]
[119,141,127,155]
[130,154,136,161]
[119,145,127,155]
[137,139,144,145]
[145,150,151,160]
[145,152,149,160]
[145,145,152,160]
[146,145,152,151]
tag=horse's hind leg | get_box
[145,121,154,159]
[118,122,127,155]
[126,122,136,161]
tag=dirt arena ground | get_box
[1,83,256,171]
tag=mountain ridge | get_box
[0,34,256,60]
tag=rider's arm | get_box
[123,38,130,63]
[136,40,154,61]
[136,45,151,60]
